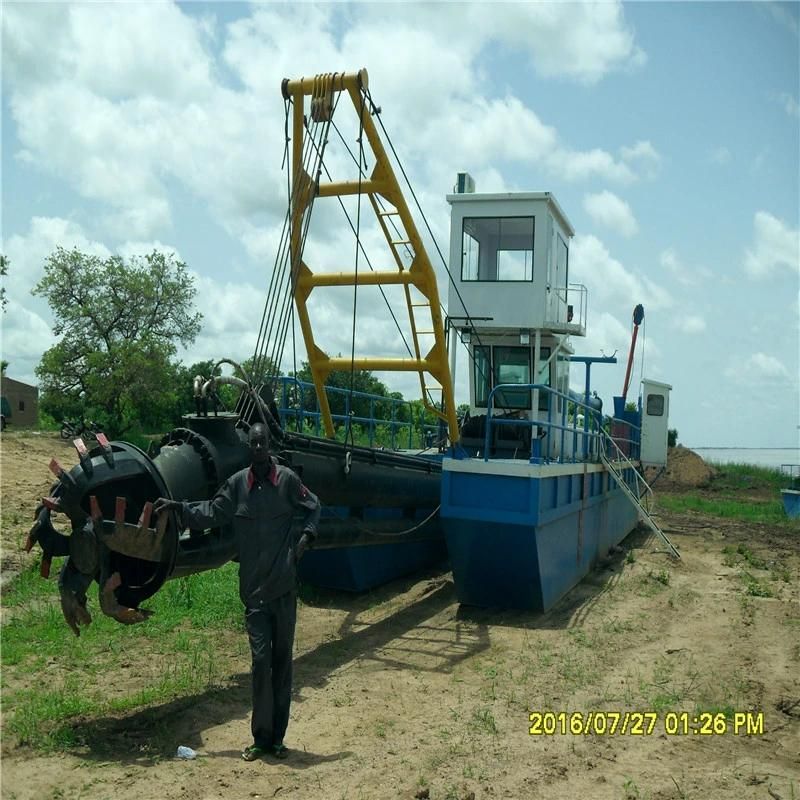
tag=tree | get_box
[34,248,202,436]
[667,428,678,448]
[1,254,8,312]
[292,360,393,422]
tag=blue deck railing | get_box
[483,383,641,464]
[275,377,439,450]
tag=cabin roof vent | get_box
[454,172,475,194]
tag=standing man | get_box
[154,422,320,761]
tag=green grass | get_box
[740,571,774,598]
[722,543,770,570]
[1,560,245,750]
[658,494,788,525]
[712,462,787,492]
[468,706,498,735]
[659,462,798,525]
[634,569,670,597]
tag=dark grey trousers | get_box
[244,590,297,748]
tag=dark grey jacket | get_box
[180,459,321,606]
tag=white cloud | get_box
[777,91,800,118]
[672,314,707,334]
[725,352,793,385]
[659,248,712,285]
[4,217,111,298]
[116,241,184,263]
[744,211,800,278]
[4,3,284,242]
[1,217,112,384]
[67,4,214,102]
[579,310,631,360]
[571,234,672,313]
[710,146,731,165]
[550,147,636,183]
[1,300,54,365]
[461,3,646,84]
[180,273,267,368]
[347,3,645,88]
[0,2,663,411]
[583,191,638,237]
[4,1,652,250]
[416,96,639,185]
[619,140,661,179]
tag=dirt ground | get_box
[1,432,798,800]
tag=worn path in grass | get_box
[1,434,798,799]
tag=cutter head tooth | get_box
[138,501,153,530]
[42,496,62,513]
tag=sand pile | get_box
[648,445,717,488]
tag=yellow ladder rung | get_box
[416,330,435,334]
[391,239,412,246]
[410,302,430,307]
[378,210,398,217]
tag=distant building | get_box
[0,376,39,428]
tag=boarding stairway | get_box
[599,430,681,559]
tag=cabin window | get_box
[493,346,531,409]
[472,345,552,410]
[646,394,664,416]
[556,234,568,289]
[461,216,534,281]
[473,346,491,408]
[18,400,25,412]
[462,229,480,281]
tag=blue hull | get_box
[781,489,800,519]
[298,506,446,592]
[298,538,447,592]
[441,461,639,611]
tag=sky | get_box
[2,1,798,449]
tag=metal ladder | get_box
[369,195,443,416]
[599,430,681,559]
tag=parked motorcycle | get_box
[59,419,102,441]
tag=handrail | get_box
[608,415,642,461]
[598,426,681,559]
[276,376,431,449]
[483,383,606,464]
[600,427,653,501]
[546,283,588,332]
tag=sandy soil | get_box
[1,433,798,800]
[0,431,79,587]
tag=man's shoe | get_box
[241,744,268,762]
[271,743,289,760]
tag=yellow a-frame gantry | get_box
[281,69,460,445]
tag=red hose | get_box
[621,326,639,403]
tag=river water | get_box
[691,448,800,470]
